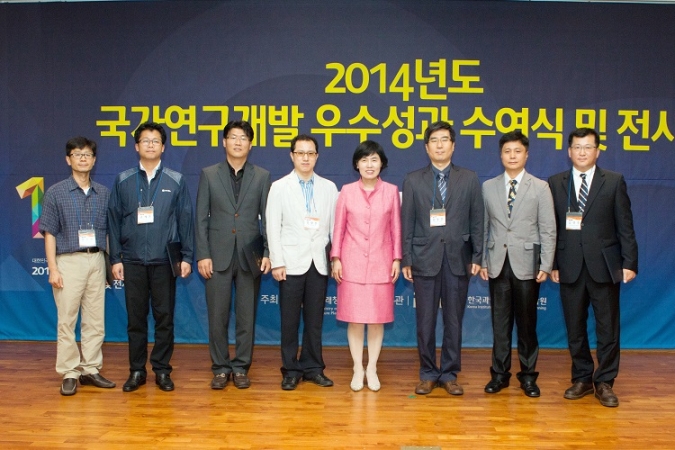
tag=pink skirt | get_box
[336,280,394,324]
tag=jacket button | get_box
[234,213,239,218]
[504,244,507,248]
[232,229,236,234]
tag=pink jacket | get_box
[330,179,402,284]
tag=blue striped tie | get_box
[578,173,588,213]
[438,173,447,203]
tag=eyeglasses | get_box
[292,151,318,158]
[428,137,452,145]
[570,145,597,152]
[227,135,250,143]
[70,152,94,159]
[139,139,162,146]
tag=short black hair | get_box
[424,121,456,144]
[352,140,388,171]
[499,131,529,151]
[290,134,319,153]
[134,122,167,144]
[65,136,97,157]
[568,127,600,148]
[223,120,254,141]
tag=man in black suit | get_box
[401,121,483,396]
[549,128,638,407]
[196,120,271,390]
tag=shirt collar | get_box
[431,164,451,178]
[504,169,525,186]
[572,165,596,179]
[140,161,162,181]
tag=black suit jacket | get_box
[401,163,483,277]
[548,166,638,284]
[195,161,271,272]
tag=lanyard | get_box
[70,188,97,229]
[136,169,164,208]
[566,168,574,213]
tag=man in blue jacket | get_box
[108,122,194,393]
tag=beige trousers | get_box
[53,252,106,379]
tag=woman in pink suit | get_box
[331,141,402,392]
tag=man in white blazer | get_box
[479,131,556,397]
[266,134,338,391]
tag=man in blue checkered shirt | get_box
[40,136,116,396]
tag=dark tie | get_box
[578,173,588,213]
[438,173,447,203]
[507,179,517,218]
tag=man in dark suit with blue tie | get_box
[548,128,638,407]
[401,121,483,396]
[196,120,271,390]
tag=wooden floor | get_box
[1,342,674,449]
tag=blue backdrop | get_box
[1,0,673,348]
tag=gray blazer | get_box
[195,161,271,272]
[401,163,483,277]
[482,170,556,280]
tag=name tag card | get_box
[138,206,155,224]
[304,215,320,230]
[566,212,582,230]
[430,208,446,227]
[78,229,96,248]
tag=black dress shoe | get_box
[80,373,116,389]
[281,376,299,390]
[232,372,251,389]
[156,373,175,391]
[520,380,541,398]
[60,378,77,396]
[303,373,334,387]
[484,379,509,393]
[211,373,230,390]
[122,371,147,392]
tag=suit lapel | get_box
[561,170,578,211]
[492,173,510,221]
[216,162,237,207]
[237,162,254,208]
[444,165,460,208]
[510,171,532,220]
[421,166,442,208]
[583,167,605,217]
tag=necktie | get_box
[507,179,517,218]
[578,173,588,213]
[438,173,447,203]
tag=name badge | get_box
[304,215,320,230]
[78,229,96,248]
[430,208,446,227]
[566,212,582,230]
[138,206,155,224]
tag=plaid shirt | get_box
[40,176,110,254]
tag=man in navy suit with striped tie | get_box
[548,128,638,407]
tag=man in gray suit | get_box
[196,120,271,390]
[479,131,556,398]
[401,121,483,396]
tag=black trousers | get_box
[488,254,540,383]
[413,252,469,383]
[206,253,260,375]
[278,262,327,378]
[123,263,176,375]
[560,261,620,386]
